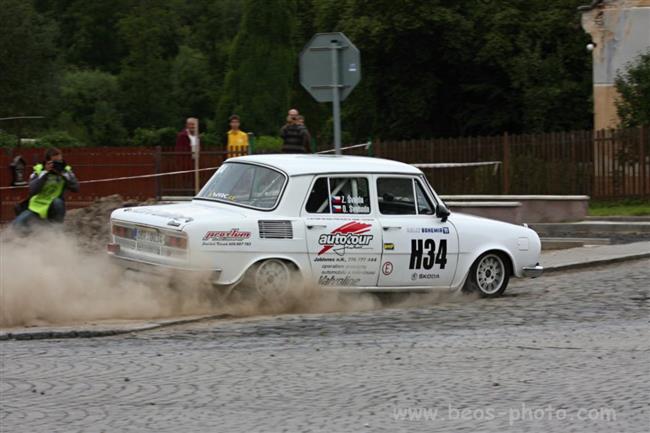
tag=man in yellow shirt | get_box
[227,114,249,158]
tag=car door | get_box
[303,176,382,288]
[376,176,458,288]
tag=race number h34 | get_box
[409,239,447,270]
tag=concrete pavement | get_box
[2,259,649,433]
[541,241,650,272]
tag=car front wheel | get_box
[463,252,510,298]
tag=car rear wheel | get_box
[253,259,293,299]
[463,252,510,298]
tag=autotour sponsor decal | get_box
[406,226,450,234]
[202,229,252,246]
[318,221,374,256]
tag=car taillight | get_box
[107,243,120,254]
[112,224,134,239]
[165,234,188,249]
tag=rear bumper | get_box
[108,252,222,284]
[522,264,544,278]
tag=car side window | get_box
[377,178,416,215]
[305,177,371,214]
[305,177,330,213]
[415,181,435,215]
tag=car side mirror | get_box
[436,203,450,222]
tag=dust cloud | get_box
[0,228,218,328]
[0,226,384,328]
[1,196,473,328]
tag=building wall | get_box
[581,0,650,129]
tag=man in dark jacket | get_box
[175,117,198,153]
[175,117,199,172]
[280,115,311,153]
[12,147,79,234]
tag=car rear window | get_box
[197,163,286,210]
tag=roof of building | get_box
[228,154,422,176]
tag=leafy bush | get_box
[36,131,84,148]
[0,130,18,148]
[59,69,127,146]
[131,127,177,147]
[616,50,650,127]
[199,131,221,147]
[253,135,282,153]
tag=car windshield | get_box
[197,163,286,209]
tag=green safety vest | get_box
[28,169,66,219]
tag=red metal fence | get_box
[1,127,648,221]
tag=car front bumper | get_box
[522,264,544,278]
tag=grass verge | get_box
[589,199,650,216]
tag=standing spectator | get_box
[226,114,249,158]
[296,115,312,152]
[280,114,310,153]
[174,117,199,194]
[12,147,79,234]
[175,117,199,155]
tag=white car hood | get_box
[111,201,247,230]
[449,211,538,238]
[449,211,522,229]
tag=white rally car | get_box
[108,154,543,298]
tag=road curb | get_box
[0,314,233,342]
[543,252,650,273]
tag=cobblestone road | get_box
[2,260,649,433]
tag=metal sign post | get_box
[300,33,361,155]
[330,40,342,154]
[194,119,200,195]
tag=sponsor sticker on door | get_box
[318,221,374,256]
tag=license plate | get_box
[136,227,162,243]
[136,242,162,255]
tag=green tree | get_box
[172,46,213,124]
[34,0,131,73]
[58,70,127,146]
[616,50,650,127]
[217,0,297,136]
[468,0,592,133]
[308,0,592,140]
[117,1,180,131]
[0,0,59,119]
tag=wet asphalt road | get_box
[1,259,649,433]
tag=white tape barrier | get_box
[0,156,502,191]
[412,161,501,168]
[0,166,221,190]
[317,142,371,154]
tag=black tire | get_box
[463,252,510,298]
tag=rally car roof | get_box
[227,154,422,176]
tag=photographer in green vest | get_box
[12,147,79,234]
